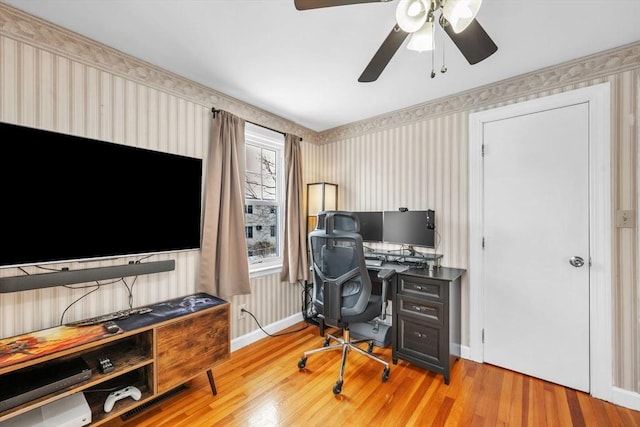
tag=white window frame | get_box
[244,122,285,276]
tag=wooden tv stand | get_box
[0,293,229,426]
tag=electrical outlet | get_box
[238,303,247,320]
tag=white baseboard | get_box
[612,386,640,411]
[460,345,471,360]
[231,312,304,352]
[459,345,640,411]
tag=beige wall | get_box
[0,3,637,395]
[308,48,639,392]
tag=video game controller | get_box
[103,385,142,413]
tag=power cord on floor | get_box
[241,308,308,337]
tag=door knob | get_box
[569,256,585,267]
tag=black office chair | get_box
[298,211,394,395]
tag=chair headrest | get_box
[316,211,360,235]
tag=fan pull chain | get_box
[430,22,436,78]
[441,41,447,73]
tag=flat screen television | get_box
[383,210,435,248]
[0,122,203,269]
[353,211,383,242]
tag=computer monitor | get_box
[383,210,435,248]
[353,211,383,242]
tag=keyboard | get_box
[364,259,410,272]
[380,263,410,272]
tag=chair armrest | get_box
[377,268,396,320]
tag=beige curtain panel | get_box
[281,133,308,283]
[198,110,252,300]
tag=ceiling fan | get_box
[294,0,498,82]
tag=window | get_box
[245,226,253,239]
[244,123,284,271]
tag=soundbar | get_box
[0,260,175,293]
[0,358,92,412]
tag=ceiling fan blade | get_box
[441,18,498,65]
[358,25,409,83]
[294,0,388,10]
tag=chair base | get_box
[298,328,390,395]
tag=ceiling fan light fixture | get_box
[396,0,430,33]
[407,21,434,52]
[442,0,482,33]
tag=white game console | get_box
[0,392,91,427]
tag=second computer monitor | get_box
[353,211,383,242]
[383,210,435,248]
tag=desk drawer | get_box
[397,317,444,367]
[399,276,445,301]
[398,296,443,325]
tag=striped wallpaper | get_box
[0,19,305,344]
[0,3,638,397]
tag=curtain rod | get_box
[211,108,301,141]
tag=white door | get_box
[482,103,590,392]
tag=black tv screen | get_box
[0,122,203,268]
[353,211,383,242]
[383,210,435,248]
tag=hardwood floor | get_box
[106,322,640,427]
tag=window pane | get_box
[262,173,276,200]
[245,172,261,199]
[261,149,276,175]
[246,144,262,173]
[245,204,278,262]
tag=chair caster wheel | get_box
[382,367,390,382]
[367,341,374,353]
[298,357,307,369]
[333,380,343,395]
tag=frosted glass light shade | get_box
[396,0,430,33]
[407,21,434,52]
[442,0,482,33]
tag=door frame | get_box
[468,83,612,401]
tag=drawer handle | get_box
[411,305,433,314]
[414,332,426,339]
[415,285,423,290]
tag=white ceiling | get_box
[2,0,640,132]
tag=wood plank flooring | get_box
[106,322,640,427]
